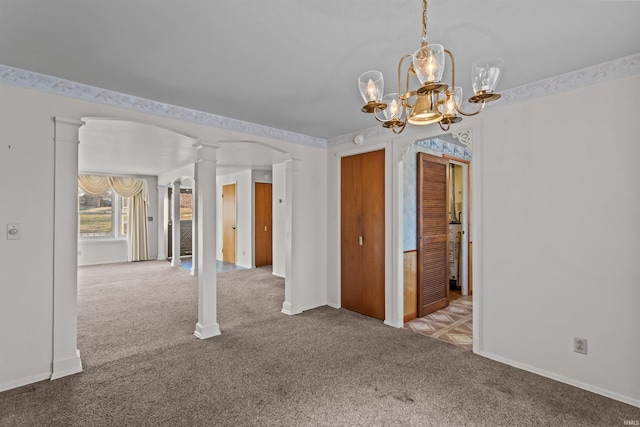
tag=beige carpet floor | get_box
[0,260,638,426]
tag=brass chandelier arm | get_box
[398,53,413,97]
[391,122,407,134]
[445,49,456,90]
[372,107,394,123]
[456,100,485,116]
[438,121,451,132]
[444,49,485,117]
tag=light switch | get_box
[7,223,21,240]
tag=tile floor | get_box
[404,294,473,351]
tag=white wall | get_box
[272,163,286,277]
[326,74,640,406]
[476,74,640,406]
[0,82,328,392]
[0,86,55,390]
[78,239,127,266]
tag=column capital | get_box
[193,141,220,163]
[54,117,84,145]
[192,141,220,150]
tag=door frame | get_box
[333,141,396,325]
[254,182,273,267]
[222,182,237,264]
[444,156,471,296]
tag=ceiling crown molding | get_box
[495,52,640,107]
[328,53,640,147]
[0,64,328,149]
[2,53,639,150]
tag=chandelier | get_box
[358,0,503,134]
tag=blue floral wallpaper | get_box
[403,138,471,251]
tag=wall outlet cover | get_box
[574,337,587,355]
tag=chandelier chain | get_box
[421,0,428,43]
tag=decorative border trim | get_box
[2,52,639,150]
[0,65,327,149]
[496,52,640,107]
[328,52,640,147]
[415,137,472,161]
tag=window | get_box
[180,190,193,221]
[78,189,127,239]
[121,196,129,236]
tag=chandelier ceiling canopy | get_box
[358,0,504,134]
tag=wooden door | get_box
[255,183,273,267]
[341,149,385,320]
[417,153,449,317]
[222,183,236,263]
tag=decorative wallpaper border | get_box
[328,52,640,147]
[0,65,328,149]
[415,137,472,161]
[2,52,639,150]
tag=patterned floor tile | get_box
[404,296,472,351]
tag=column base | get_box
[171,257,182,267]
[194,322,221,339]
[50,350,83,380]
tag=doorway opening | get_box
[402,136,473,350]
[168,187,193,261]
[254,182,273,268]
[222,183,237,265]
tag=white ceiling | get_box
[2,1,640,175]
[79,118,290,177]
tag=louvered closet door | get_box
[341,150,385,320]
[417,153,449,317]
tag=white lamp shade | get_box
[380,93,403,121]
[413,44,445,85]
[471,57,503,94]
[358,70,384,103]
[438,87,462,116]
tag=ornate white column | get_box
[157,184,168,260]
[281,158,296,315]
[194,142,221,339]
[51,117,83,380]
[171,179,182,267]
[191,168,198,276]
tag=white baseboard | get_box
[271,272,285,278]
[327,302,340,309]
[0,371,50,393]
[51,350,83,380]
[384,319,403,328]
[281,301,293,315]
[479,350,640,408]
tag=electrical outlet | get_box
[574,337,587,355]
